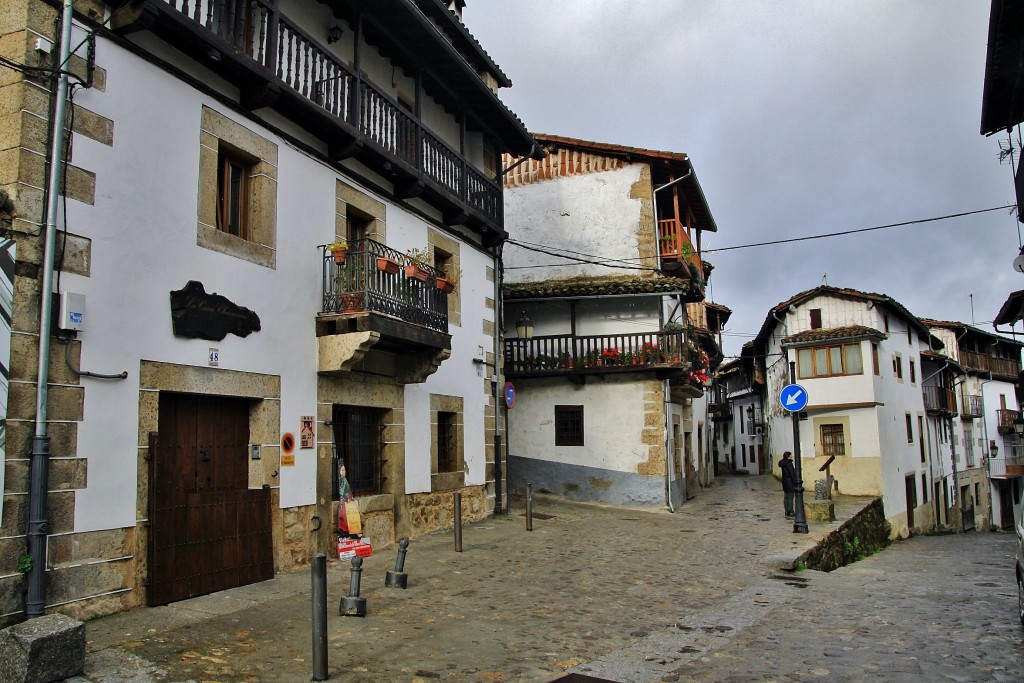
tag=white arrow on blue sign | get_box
[779,383,809,412]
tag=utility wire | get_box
[705,205,1014,254]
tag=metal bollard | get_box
[526,482,533,531]
[339,556,367,617]
[385,537,410,589]
[454,492,463,552]
[311,554,328,680]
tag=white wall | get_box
[63,35,494,531]
[503,165,643,282]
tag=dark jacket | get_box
[780,458,797,492]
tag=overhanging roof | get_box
[980,0,1024,135]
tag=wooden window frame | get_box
[555,405,584,446]
[820,423,846,457]
[796,342,864,379]
[437,411,458,473]
[217,149,252,240]
[872,343,880,375]
[905,413,913,443]
[809,308,822,330]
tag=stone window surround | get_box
[197,106,278,269]
[815,417,851,458]
[429,394,464,492]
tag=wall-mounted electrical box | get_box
[58,292,85,331]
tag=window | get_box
[909,359,916,384]
[741,443,747,467]
[332,406,384,497]
[921,474,928,503]
[919,416,925,463]
[893,354,903,380]
[797,343,863,379]
[437,411,458,473]
[964,428,974,467]
[872,343,879,375]
[198,106,278,268]
[821,423,846,457]
[883,315,890,332]
[346,210,370,244]
[905,414,913,443]
[907,326,912,345]
[555,405,584,446]
[809,308,822,330]
[217,147,252,239]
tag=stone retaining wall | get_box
[801,498,891,572]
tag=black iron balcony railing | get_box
[158,0,501,225]
[321,239,448,334]
[504,330,701,378]
[923,385,957,416]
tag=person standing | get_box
[780,451,797,518]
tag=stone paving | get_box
[67,476,1023,682]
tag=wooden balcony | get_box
[960,393,983,419]
[657,219,702,277]
[503,330,707,388]
[113,0,504,239]
[923,385,957,416]
[959,349,1023,380]
[316,240,451,379]
[996,408,1021,435]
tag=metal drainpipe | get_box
[27,0,75,619]
[492,243,505,515]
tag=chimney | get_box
[447,0,465,20]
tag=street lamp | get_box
[1014,413,1024,439]
[515,310,534,341]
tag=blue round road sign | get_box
[779,384,808,412]
[504,382,516,409]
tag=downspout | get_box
[492,244,506,515]
[27,0,74,619]
[653,169,691,512]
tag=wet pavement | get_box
[66,476,1023,682]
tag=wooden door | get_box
[149,393,273,606]
[905,475,916,531]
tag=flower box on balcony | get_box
[327,240,348,264]
[435,276,455,294]
[404,263,431,282]
[376,257,400,274]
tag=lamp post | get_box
[515,310,534,341]
[1014,413,1024,439]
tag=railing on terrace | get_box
[922,385,957,415]
[961,393,983,418]
[504,330,697,376]
[657,219,700,269]
[990,356,1022,378]
[160,0,501,224]
[957,350,1021,378]
[996,408,1021,434]
[321,239,448,334]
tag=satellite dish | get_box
[1015,251,1024,274]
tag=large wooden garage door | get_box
[148,393,273,606]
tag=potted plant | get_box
[404,247,432,282]
[327,239,348,264]
[435,265,460,294]
[376,256,400,274]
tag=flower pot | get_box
[331,248,347,264]
[435,277,455,294]
[376,257,400,275]
[405,264,430,282]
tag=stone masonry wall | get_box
[800,498,891,572]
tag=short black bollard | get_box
[385,537,410,589]
[311,554,328,680]
[454,492,463,552]
[339,556,367,617]
[526,482,533,531]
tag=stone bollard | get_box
[0,613,85,683]
[385,538,410,589]
[339,557,367,617]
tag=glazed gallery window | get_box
[820,423,846,457]
[555,405,584,446]
[797,343,863,379]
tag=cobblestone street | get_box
[73,476,1023,682]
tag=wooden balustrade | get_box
[504,330,698,375]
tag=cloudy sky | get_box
[464,0,1022,357]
